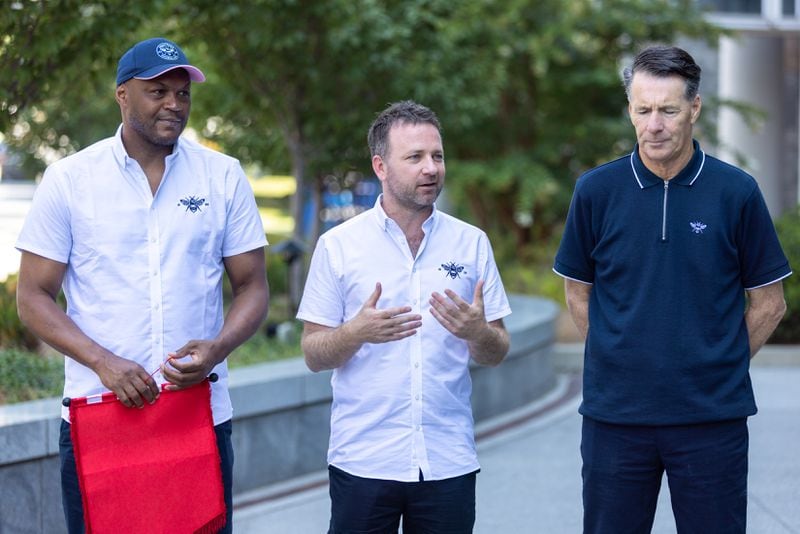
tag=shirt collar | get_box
[630,139,705,189]
[371,194,438,232]
[111,124,183,169]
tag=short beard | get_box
[128,114,183,147]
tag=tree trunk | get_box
[287,137,307,318]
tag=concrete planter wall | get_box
[0,295,558,533]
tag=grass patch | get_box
[0,348,64,404]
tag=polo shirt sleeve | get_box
[15,165,72,264]
[738,185,792,289]
[222,162,268,257]
[478,233,512,322]
[296,235,345,327]
[553,180,595,284]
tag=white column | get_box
[717,34,785,216]
[763,0,782,20]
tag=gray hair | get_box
[367,100,442,159]
[622,45,701,101]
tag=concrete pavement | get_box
[232,349,800,533]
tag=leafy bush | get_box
[0,348,64,404]
[771,207,800,343]
[0,274,39,351]
[0,328,301,405]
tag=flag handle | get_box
[62,373,218,406]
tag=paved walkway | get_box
[232,354,800,533]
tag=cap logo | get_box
[156,43,180,61]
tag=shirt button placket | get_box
[148,206,164,374]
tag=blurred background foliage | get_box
[1,0,723,254]
[1,0,796,402]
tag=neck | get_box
[642,144,694,181]
[121,127,174,195]
[381,200,432,235]
[122,135,173,167]
[380,199,432,258]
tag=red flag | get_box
[69,380,226,534]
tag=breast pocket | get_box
[431,260,475,301]
[166,193,223,256]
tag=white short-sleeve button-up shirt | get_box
[16,126,267,424]
[297,197,511,482]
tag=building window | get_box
[698,0,762,13]
[783,0,794,15]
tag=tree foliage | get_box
[2,0,723,262]
[0,0,166,174]
[439,0,723,259]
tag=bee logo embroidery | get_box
[689,221,707,234]
[439,262,466,279]
[178,196,208,213]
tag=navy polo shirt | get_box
[554,141,791,425]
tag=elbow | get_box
[301,338,326,373]
[772,298,788,325]
[484,354,506,367]
[16,292,34,330]
[304,354,324,373]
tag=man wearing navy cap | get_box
[16,38,269,533]
[554,45,791,533]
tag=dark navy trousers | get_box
[59,418,234,534]
[327,465,477,533]
[581,416,748,534]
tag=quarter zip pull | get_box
[661,181,669,242]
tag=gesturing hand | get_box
[429,279,488,340]
[347,282,422,344]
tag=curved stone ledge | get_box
[0,294,558,533]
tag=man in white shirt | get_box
[297,100,511,533]
[15,37,269,534]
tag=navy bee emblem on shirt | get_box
[439,261,466,279]
[689,221,707,234]
[178,196,209,213]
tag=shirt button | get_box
[414,362,419,368]
[415,394,420,401]
[417,425,422,431]
[154,303,160,310]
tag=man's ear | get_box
[115,84,127,107]
[690,94,702,124]
[372,154,387,183]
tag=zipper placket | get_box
[661,181,669,241]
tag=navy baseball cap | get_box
[116,38,206,86]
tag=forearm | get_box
[744,286,786,358]
[213,281,270,364]
[18,291,114,370]
[302,322,363,372]
[468,320,509,366]
[564,279,591,340]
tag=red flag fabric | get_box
[69,380,226,534]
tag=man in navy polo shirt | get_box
[554,45,791,533]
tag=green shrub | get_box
[0,274,39,351]
[772,207,800,343]
[0,325,302,405]
[0,348,64,404]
